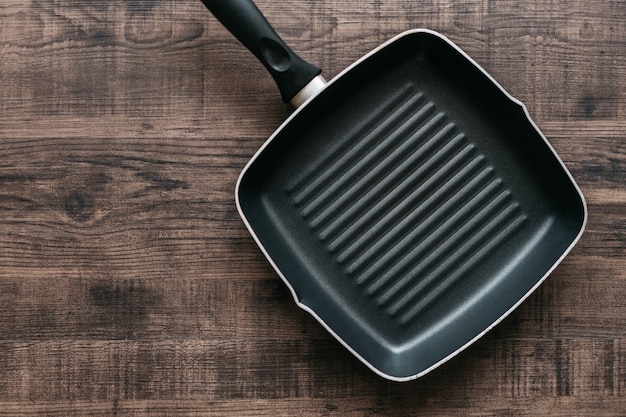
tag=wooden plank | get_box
[4,396,625,417]
[0,338,625,400]
[0,255,623,342]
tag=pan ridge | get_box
[376,193,519,304]
[345,162,498,275]
[319,119,456,246]
[324,120,460,250]
[396,210,529,325]
[351,162,499,283]
[294,92,428,213]
[287,84,419,203]
[304,103,439,225]
[288,93,529,327]
[328,131,471,255]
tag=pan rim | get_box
[234,28,588,381]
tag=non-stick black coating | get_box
[237,31,585,379]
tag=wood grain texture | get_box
[1,0,625,415]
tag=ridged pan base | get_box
[287,85,528,327]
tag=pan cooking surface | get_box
[286,85,528,326]
[237,31,586,379]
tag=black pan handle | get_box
[200,0,322,103]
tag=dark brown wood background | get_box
[1,0,625,415]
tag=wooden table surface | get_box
[1,0,625,415]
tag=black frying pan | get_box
[201,0,587,381]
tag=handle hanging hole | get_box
[260,37,291,72]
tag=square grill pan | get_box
[236,30,587,381]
